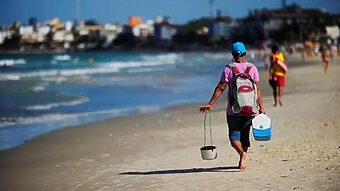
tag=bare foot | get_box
[238,152,247,170]
[279,100,283,106]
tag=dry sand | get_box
[0,56,339,191]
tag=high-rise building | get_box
[28,17,38,32]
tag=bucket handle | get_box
[203,111,213,146]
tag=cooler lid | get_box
[252,114,271,130]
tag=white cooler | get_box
[252,114,272,141]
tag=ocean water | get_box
[0,51,263,150]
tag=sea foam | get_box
[0,53,180,81]
[24,97,89,111]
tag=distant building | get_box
[53,31,74,42]
[101,24,123,47]
[129,16,143,28]
[49,18,63,31]
[19,26,33,36]
[76,23,123,49]
[132,20,154,38]
[325,26,340,40]
[20,25,43,44]
[37,26,50,36]
[28,17,38,32]
[64,21,73,32]
[154,17,177,42]
[36,25,50,42]
[209,10,235,39]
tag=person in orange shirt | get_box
[269,45,287,107]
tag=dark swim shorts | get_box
[227,115,254,147]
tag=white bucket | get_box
[200,145,217,160]
[200,111,217,160]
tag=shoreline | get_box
[0,56,339,190]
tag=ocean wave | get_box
[0,67,117,81]
[52,55,72,61]
[0,105,160,128]
[0,59,26,67]
[24,97,89,110]
[104,53,180,71]
[126,67,164,73]
[0,113,72,128]
[0,53,180,81]
[0,74,21,81]
[31,85,46,92]
[41,76,67,84]
[30,82,49,92]
[141,53,181,64]
[0,117,18,127]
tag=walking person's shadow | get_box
[119,166,240,175]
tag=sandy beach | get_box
[0,56,339,191]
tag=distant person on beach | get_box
[320,44,331,74]
[199,42,266,170]
[260,42,270,70]
[269,44,287,107]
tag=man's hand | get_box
[259,106,266,114]
[199,104,212,112]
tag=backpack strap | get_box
[227,62,254,75]
[230,66,241,75]
[244,66,252,74]
[226,63,241,75]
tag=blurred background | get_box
[0,0,339,51]
[0,0,339,150]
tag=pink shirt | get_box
[220,62,260,115]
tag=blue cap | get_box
[231,42,247,58]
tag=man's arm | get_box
[199,81,227,112]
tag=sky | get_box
[0,0,339,25]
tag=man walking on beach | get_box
[269,44,287,106]
[200,42,266,170]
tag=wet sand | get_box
[0,56,339,191]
